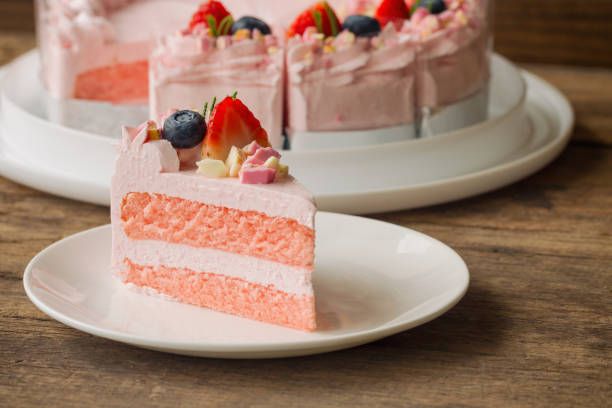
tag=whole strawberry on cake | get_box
[111,94,317,331]
[149,0,284,148]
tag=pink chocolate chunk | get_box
[240,166,276,184]
[244,147,281,167]
[243,141,263,155]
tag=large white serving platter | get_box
[24,212,469,358]
[0,51,572,213]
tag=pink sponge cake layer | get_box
[74,60,149,102]
[111,124,317,331]
[124,260,316,331]
[121,192,314,269]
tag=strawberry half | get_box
[189,0,233,35]
[286,2,341,38]
[375,0,410,29]
[203,97,270,161]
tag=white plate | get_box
[23,212,469,359]
[0,53,571,214]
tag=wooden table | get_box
[1,2,611,406]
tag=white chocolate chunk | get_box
[276,163,289,178]
[196,159,228,178]
[263,156,279,169]
[225,146,246,168]
[229,163,242,177]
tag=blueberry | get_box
[414,0,447,14]
[162,110,206,149]
[343,15,381,38]
[231,16,271,35]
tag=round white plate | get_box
[0,53,572,214]
[24,212,469,359]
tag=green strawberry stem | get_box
[210,96,217,115]
[206,14,218,36]
[323,2,339,36]
[218,15,233,36]
[311,9,324,34]
[202,101,208,120]
[231,91,237,100]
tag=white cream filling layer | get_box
[116,229,313,296]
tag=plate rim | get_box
[23,212,470,357]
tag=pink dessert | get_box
[111,96,317,331]
[285,1,417,134]
[403,0,490,111]
[149,1,285,148]
[36,0,199,102]
[285,0,490,137]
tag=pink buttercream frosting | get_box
[286,0,490,131]
[286,25,417,132]
[402,0,490,108]
[149,31,284,148]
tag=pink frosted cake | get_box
[285,1,417,135]
[284,0,490,144]
[403,0,490,113]
[110,96,317,331]
[35,0,203,102]
[149,1,285,148]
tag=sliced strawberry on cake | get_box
[375,0,410,29]
[203,95,271,161]
[189,0,233,35]
[286,1,341,38]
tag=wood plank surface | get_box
[1,4,611,408]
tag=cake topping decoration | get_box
[375,0,410,29]
[137,120,161,143]
[411,0,448,15]
[196,158,229,177]
[162,110,207,149]
[231,16,271,35]
[243,147,281,167]
[203,95,270,160]
[343,15,382,37]
[189,0,233,36]
[287,2,341,38]
[239,165,276,184]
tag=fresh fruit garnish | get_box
[189,0,233,36]
[231,16,271,35]
[375,0,410,29]
[203,96,270,160]
[286,2,341,38]
[343,15,382,37]
[411,0,447,15]
[162,110,207,149]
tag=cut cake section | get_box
[110,123,317,331]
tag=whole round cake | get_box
[35,0,491,148]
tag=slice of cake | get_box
[110,96,317,331]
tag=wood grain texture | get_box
[0,6,611,408]
[1,145,611,408]
[494,0,612,67]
